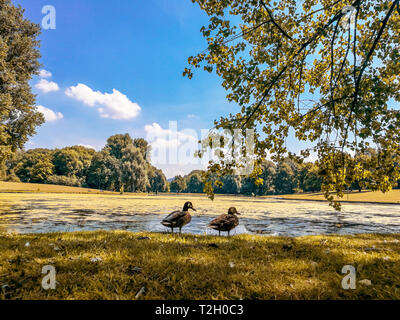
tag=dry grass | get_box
[278,189,400,204]
[1,181,400,206]
[1,231,400,300]
[0,181,117,194]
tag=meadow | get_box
[0,181,117,194]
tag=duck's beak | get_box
[236,212,241,215]
[191,207,197,211]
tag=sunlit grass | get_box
[278,189,400,204]
[0,181,117,194]
[1,231,400,300]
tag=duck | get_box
[208,207,240,236]
[161,202,196,234]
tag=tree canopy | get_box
[0,0,44,178]
[5,134,168,193]
[185,0,400,209]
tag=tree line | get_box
[170,152,400,196]
[3,136,399,196]
[169,159,323,196]
[3,134,168,194]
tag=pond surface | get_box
[0,193,400,237]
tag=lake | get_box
[1,193,400,237]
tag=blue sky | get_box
[14,0,311,178]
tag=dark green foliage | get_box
[86,148,121,190]
[133,138,151,161]
[53,149,83,177]
[106,134,133,160]
[274,162,297,195]
[121,144,149,192]
[148,167,168,194]
[6,135,162,193]
[11,149,54,183]
[46,175,82,187]
[186,173,204,193]
[0,0,44,169]
[170,175,186,194]
[302,166,323,192]
[214,175,241,194]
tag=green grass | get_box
[1,231,400,300]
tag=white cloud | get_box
[39,69,52,78]
[144,122,197,149]
[144,122,200,167]
[65,83,141,120]
[36,105,64,122]
[78,144,103,151]
[35,79,59,93]
[187,114,199,120]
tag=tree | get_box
[30,158,54,183]
[274,162,296,195]
[256,161,276,195]
[239,161,275,195]
[86,148,121,190]
[149,167,168,194]
[240,176,257,196]
[106,134,134,160]
[170,175,186,194]
[53,149,83,177]
[134,138,151,161]
[68,145,96,179]
[186,172,204,193]
[120,145,150,192]
[216,174,241,194]
[185,0,400,209]
[12,149,54,183]
[303,165,322,192]
[0,0,44,176]
[297,162,313,192]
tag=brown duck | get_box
[161,202,196,234]
[208,207,240,236]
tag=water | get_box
[1,193,400,237]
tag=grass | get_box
[0,181,117,194]
[1,231,400,300]
[277,189,400,204]
[1,181,400,205]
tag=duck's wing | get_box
[209,214,238,229]
[162,210,186,223]
[208,214,229,227]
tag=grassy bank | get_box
[1,181,400,205]
[278,189,400,204]
[1,231,399,300]
[0,181,118,194]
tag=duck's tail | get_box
[208,222,219,230]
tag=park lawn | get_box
[0,181,118,194]
[1,181,400,205]
[278,189,400,204]
[0,231,399,300]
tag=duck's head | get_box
[228,207,240,215]
[183,202,196,212]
